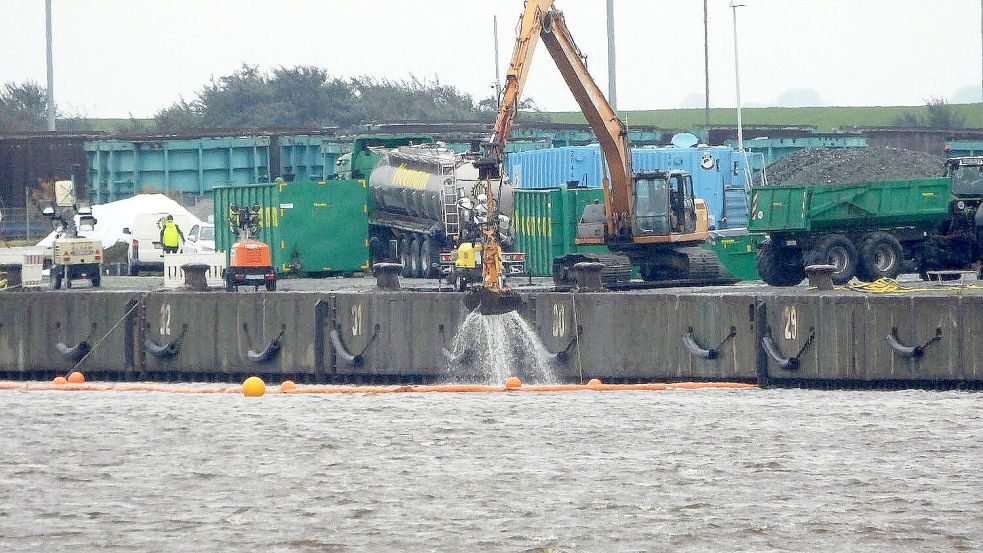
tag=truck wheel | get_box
[756,243,805,287]
[369,237,384,266]
[857,232,903,281]
[399,237,411,275]
[803,234,858,285]
[408,237,423,278]
[420,238,436,278]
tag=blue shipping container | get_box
[280,135,346,182]
[85,137,271,203]
[506,145,751,229]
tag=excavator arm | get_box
[538,8,632,238]
[482,2,631,235]
[479,0,556,179]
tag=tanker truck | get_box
[337,135,525,283]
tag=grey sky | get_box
[1,0,981,118]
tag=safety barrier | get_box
[0,250,45,288]
[163,252,226,289]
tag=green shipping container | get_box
[278,180,370,274]
[513,187,609,276]
[213,180,369,275]
[214,183,283,268]
[748,178,952,233]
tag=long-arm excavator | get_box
[473,0,723,302]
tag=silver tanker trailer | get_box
[339,137,523,282]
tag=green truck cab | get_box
[749,157,983,286]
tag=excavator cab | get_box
[632,170,697,237]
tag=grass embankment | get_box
[79,103,983,134]
[543,104,983,132]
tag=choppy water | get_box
[0,388,980,552]
[445,311,558,384]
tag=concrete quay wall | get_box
[0,290,979,388]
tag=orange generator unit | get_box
[225,205,277,292]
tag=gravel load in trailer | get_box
[767,146,945,185]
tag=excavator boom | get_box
[482,0,556,175]
[538,9,632,237]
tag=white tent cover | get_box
[36,194,203,249]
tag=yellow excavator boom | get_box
[537,8,632,238]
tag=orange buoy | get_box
[67,371,85,384]
[280,380,297,392]
[504,376,522,389]
[52,376,68,385]
[242,376,266,397]
[587,378,603,388]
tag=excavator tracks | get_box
[553,248,736,291]
[552,253,632,291]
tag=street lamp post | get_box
[704,0,710,129]
[45,0,55,131]
[731,1,745,151]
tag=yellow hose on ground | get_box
[838,277,983,294]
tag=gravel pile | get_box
[766,146,946,185]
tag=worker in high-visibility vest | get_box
[159,215,185,254]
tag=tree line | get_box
[0,65,973,134]
[0,64,540,134]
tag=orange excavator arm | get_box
[538,8,631,238]
[480,0,556,178]
[482,2,631,236]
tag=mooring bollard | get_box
[572,261,605,292]
[804,264,836,291]
[181,263,211,291]
[373,262,403,291]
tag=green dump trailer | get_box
[748,160,983,286]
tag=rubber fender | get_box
[247,336,282,363]
[761,335,799,371]
[143,336,181,359]
[330,329,363,368]
[885,334,924,358]
[681,332,718,360]
[56,341,90,362]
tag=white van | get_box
[123,212,198,275]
